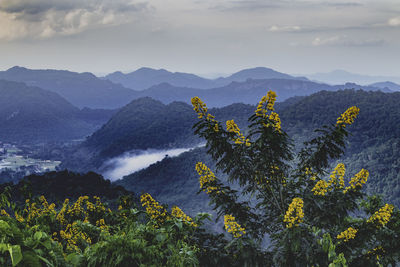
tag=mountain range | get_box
[137,79,389,107]
[104,66,308,90]
[305,69,400,86]
[0,66,139,109]
[0,66,392,111]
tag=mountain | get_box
[0,66,139,109]
[137,78,388,107]
[214,67,308,85]
[61,98,255,172]
[306,69,400,85]
[370,81,400,92]
[0,80,114,143]
[114,90,400,215]
[105,67,216,90]
[104,67,308,90]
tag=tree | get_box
[191,91,400,266]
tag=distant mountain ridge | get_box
[0,80,114,143]
[305,69,400,85]
[104,67,308,90]
[136,79,390,107]
[0,66,139,109]
[370,81,400,92]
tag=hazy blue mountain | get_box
[306,69,400,85]
[105,67,216,90]
[214,67,309,86]
[0,80,114,143]
[104,67,308,90]
[0,66,138,109]
[370,81,400,92]
[137,78,387,107]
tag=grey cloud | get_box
[210,0,283,11]
[323,2,363,7]
[312,36,385,47]
[0,0,151,40]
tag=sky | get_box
[0,0,399,77]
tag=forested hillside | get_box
[0,80,112,143]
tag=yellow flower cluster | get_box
[224,214,246,238]
[140,193,168,224]
[191,96,220,132]
[226,119,251,146]
[328,163,345,188]
[255,90,281,132]
[268,112,282,132]
[56,198,69,225]
[283,198,304,228]
[336,106,360,127]
[60,222,92,252]
[171,206,197,227]
[312,180,329,196]
[255,90,277,115]
[191,96,208,119]
[5,195,111,253]
[343,169,369,193]
[96,218,109,231]
[337,227,357,242]
[367,204,394,227]
[1,209,10,217]
[195,162,219,194]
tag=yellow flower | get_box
[312,180,329,196]
[337,227,357,242]
[195,162,219,194]
[268,112,281,131]
[336,106,360,127]
[224,214,246,238]
[255,90,277,116]
[226,120,250,145]
[343,169,369,193]
[191,97,208,119]
[1,209,10,217]
[283,197,304,228]
[367,204,394,227]
[328,163,345,189]
[140,193,168,224]
[171,206,197,227]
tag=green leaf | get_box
[66,253,83,265]
[8,244,22,266]
[33,232,43,241]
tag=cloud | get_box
[388,16,400,26]
[312,36,385,47]
[269,25,302,32]
[210,0,282,12]
[0,0,150,40]
[101,147,193,181]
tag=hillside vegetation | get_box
[0,80,112,143]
